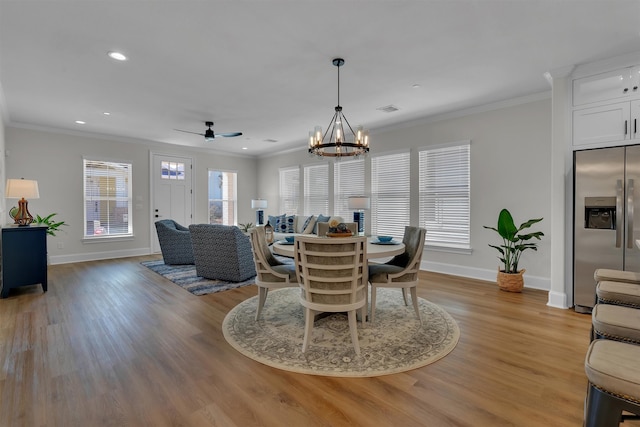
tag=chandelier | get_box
[308,58,370,158]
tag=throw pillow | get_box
[302,215,316,234]
[276,215,295,233]
[268,214,284,227]
[313,214,331,234]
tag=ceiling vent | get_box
[377,104,399,113]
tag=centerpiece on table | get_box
[326,219,353,237]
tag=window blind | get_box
[418,142,470,249]
[334,159,364,221]
[279,167,299,214]
[371,152,410,238]
[303,164,328,216]
[83,159,132,237]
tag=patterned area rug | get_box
[223,287,460,377]
[141,260,256,296]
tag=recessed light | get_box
[242,147,248,150]
[75,120,86,125]
[107,51,127,61]
[103,112,111,116]
[412,84,421,89]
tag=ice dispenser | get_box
[584,197,616,229]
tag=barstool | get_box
[594,269,640,285]
[596,281,640,308]
[584,340,640,427]
[591,304,640,343]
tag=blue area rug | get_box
[141,260,257,296]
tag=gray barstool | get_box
[591,304,640,343]
[594,268,640,285]
[596,281,640,308]
[584,340,640,427]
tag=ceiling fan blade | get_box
[215,132,243,138]
[174,128,205,136]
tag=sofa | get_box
[267,214,346,241]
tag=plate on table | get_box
[276,240,295,245]
[371,239,399,245]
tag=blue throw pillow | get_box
[276,215,295,233]
[313,214,331,234]
[268,214,283,227]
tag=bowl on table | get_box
[285,235,295,243]
[377,236,393,242]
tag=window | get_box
[371,152,410,238]
[419,141,470,249]
[334,158,364,221]
[303,164,329,216]
[83,159,132,238]
[279,166,299,214]
[160,161,185,180]
[208,170,237,225]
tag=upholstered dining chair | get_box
[154,219,194,265]
[368,226,426,323]
[249,226,298,320]
[294,235,367,356]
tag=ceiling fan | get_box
[174,121,242,141]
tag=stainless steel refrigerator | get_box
[574,145,640,313]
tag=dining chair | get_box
[368,226,426,323]
[249,226,298,320]
[294,235,367,356]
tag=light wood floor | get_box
[0,255,636,427]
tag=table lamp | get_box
[251,199,268,225]
[5,178,40,226]
[348,196,370,235]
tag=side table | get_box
[1,225,48,298]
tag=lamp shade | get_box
[5,179,40,199]
[348,196,370,210]
[251,199,267,209]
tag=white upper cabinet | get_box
[573,102,631,146]
[573,67,637,107]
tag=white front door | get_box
[151,153,193,253]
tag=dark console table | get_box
[1,225,48,298]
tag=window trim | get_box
[208,168,238,226]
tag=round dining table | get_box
[271,236,405,259]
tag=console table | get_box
[1,225,48,298]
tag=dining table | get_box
[271,236,405,259]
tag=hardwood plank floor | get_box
[0,255,636,426]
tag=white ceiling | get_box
[1,0,639,157]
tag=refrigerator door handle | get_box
[617,179,623,248]
[628,178,635,249]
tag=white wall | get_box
[256,95,553,289]
[5,127,258,264]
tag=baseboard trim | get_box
[49,248,152,265]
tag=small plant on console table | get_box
[33,213,68,237]
[483,208,543,292]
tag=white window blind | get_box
[83,159,133,238]
[279,167,299,214]
[334,159,364,221]
[418,142,470,249]
[208,170,237,225]
[371,152,410,238]
[304,164,329,216]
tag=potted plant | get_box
[33,213,68,236]
[483,209,544,292]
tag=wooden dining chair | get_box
[294,235,367,355]
[368,226,426,323]
[249,226,297,320]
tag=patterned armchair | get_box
[154,219,194,265]
[189,224,256,282]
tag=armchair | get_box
[154,219,194,265]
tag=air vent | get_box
[263,138,278,143]
[377,104,399,113]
